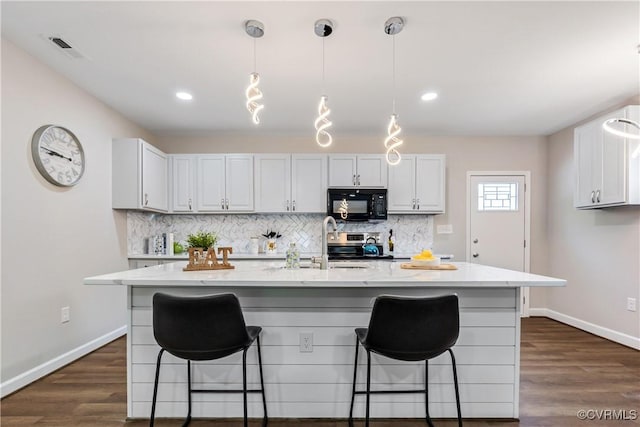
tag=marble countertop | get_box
[85,260,565,288]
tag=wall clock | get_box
[31,125,85,187]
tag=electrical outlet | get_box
[627,298,637,312]
[299,332,313,352]
[61,306,70,323]
[437,224,453,234]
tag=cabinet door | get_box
[292,154,327,213]
[226,155,254,211]
[170,155,195,212]
[141,142,168,211]
[255,154,291,212]
[197,155,226,212]
[387,155,416,212]
[574,121,602,208]
[328,155,357,187]
[357,155,388,187]
[600,109,627,206]
[415,155,445,213]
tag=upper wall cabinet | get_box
[170,155,195,212]
[574,105,640,209]
[113,138,168,212]
[197,155,254,212]
[328,154,387,187]
[387,154,446,214]
[255,154,327,213]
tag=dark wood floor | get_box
[2,318,639,426]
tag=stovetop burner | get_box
[327,231,391,260]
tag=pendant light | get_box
[602,118,640,140]
[245,20,264,125]
[314,19,333,147]
[383,17,404,166]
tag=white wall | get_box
[0,38,155,394]
[156,134,550,275]
[542,103,640,347]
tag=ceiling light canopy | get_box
[602,118,640,140]
[245,19,264,125]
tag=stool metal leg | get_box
[256,335,268,427]
[449,349,463,427]
[149,348,165,427]
[242,349,249,427]
[182,360,192,427]
[425,360,434,427]
[348,337,359,427]
[365,350,371,427]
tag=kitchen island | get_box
[85,260,565,421]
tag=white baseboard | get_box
[529,308,640,350]
[0,326,127,398]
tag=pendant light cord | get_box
[392,35,396,114]
[253,37,257,72]
[322,36,326,94]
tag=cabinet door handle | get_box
[221,198,225,209]
[188,198,192,211]
[412,198,416,209]
[225,199,229,210]
[357,174,361,186]
[352,174,356,186]
[472,253,479,258]
[286,200,290,211]
[292,200,296,211]
[591,191,595,203]
[416,198,420,210]
[595,189,600,203]
[144,193,149,206]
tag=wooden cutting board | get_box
[400,263,457,271]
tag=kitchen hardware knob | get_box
[591,191,595,203]
[473,238,478,244]
[221,198,225,209]
[144,193,149,206]
[472,253,479,258]
[286,200,290,211]
[188,198,192,210]
[416,198,420,210]
[225,199,229,210]
[412,198,416,209]
[595,189,601,203]
[292,200,296,211]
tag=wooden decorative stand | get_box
[183,247,235,271]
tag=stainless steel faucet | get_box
[319,215,338,270]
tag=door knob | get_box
[473,238,478,244]
[472,253,479,258]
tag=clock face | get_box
[31,125,85,187]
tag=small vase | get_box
[266,239,277,253]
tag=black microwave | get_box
[327,188,387,222]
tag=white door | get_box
[415,155,445,213]
[171,155,194,212]
[357,155,387,187]
[197,155,225,212]
[255,154,291,212]
[328,155,357,187]
[225,155,254,211]
[387,155,416,212]
[292,154,327,213]
[141,142,168,211]
[468,173,529,315]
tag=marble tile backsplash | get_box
[127,212,434,256]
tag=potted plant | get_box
[186,231,217,250]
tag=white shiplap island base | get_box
[85,261,565,421]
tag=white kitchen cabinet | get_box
[170,155,195,212]
[255,154,327,213]
[388,154,445,214]
[328,154,387,187]
[197,155,254,212]
[574,105,640,208]
[112,138,168,212]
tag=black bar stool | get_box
[150,292,267,427]
[348,294,462,427]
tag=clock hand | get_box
[41,146,72,162]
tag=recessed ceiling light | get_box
[176,91,193,101]
[421,92,438,102]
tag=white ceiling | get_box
[2,1,639,137]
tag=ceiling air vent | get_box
[47,36,85,59]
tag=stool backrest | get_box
[364,294,459,361]
[153,293,251,359]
